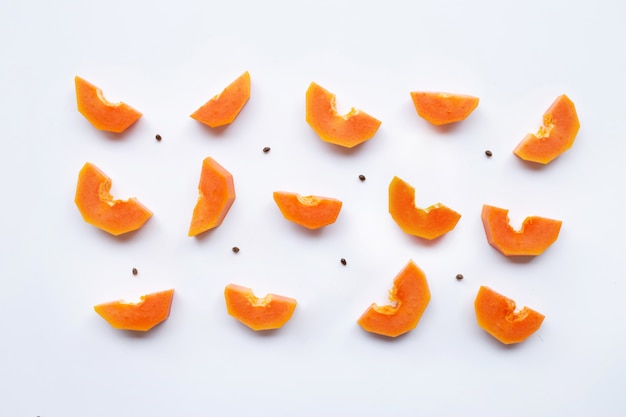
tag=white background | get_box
[1,0,625,416]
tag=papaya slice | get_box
[481,204,562,256]
[74,162,152,236]
[188,157,236,236]
[74,76,142,133]
[514,94,580,164]
[190,71,251,128]
[474,286,545,345]
[410,91,479,126]
[273,191,342,230]
[388,176,461,240]
[224,284,297,331]
[94,289,175,332]
[305,82,381,148]
[358,260,431,338]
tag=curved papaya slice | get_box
[224,284,297,331]
[474,286,545,345]
[74,76,142,133]
[358,260,431,338]
[388,176,461,240]
[188,157,236,236]
[273,191,342,230]
[190,71,251,128]
[481,204,562,256]
[74,162,152,236]
[94,289,174,332]
[305,82,381,148]
[514,94,580,164]
[410,91,479,126]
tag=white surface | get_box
[1,0,625,416]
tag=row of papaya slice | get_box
[76,71,578,346]
[75,72,580,164]
[93,260,544,345]
[75,158,563,257]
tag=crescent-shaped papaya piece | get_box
[94,289,175,332]
[188,157,236,236]
[474,286,545,345]
[190,71,251,128]
[74,162,152,236]
[74,76,142,133]
[305,82,381,148]
[358,260,431,338]
[514,94,580,164]
[410,91,479,126]
[273,191,342,230]
[388,176,461,240]
[224,284,297,331]
[481,204,562,256]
